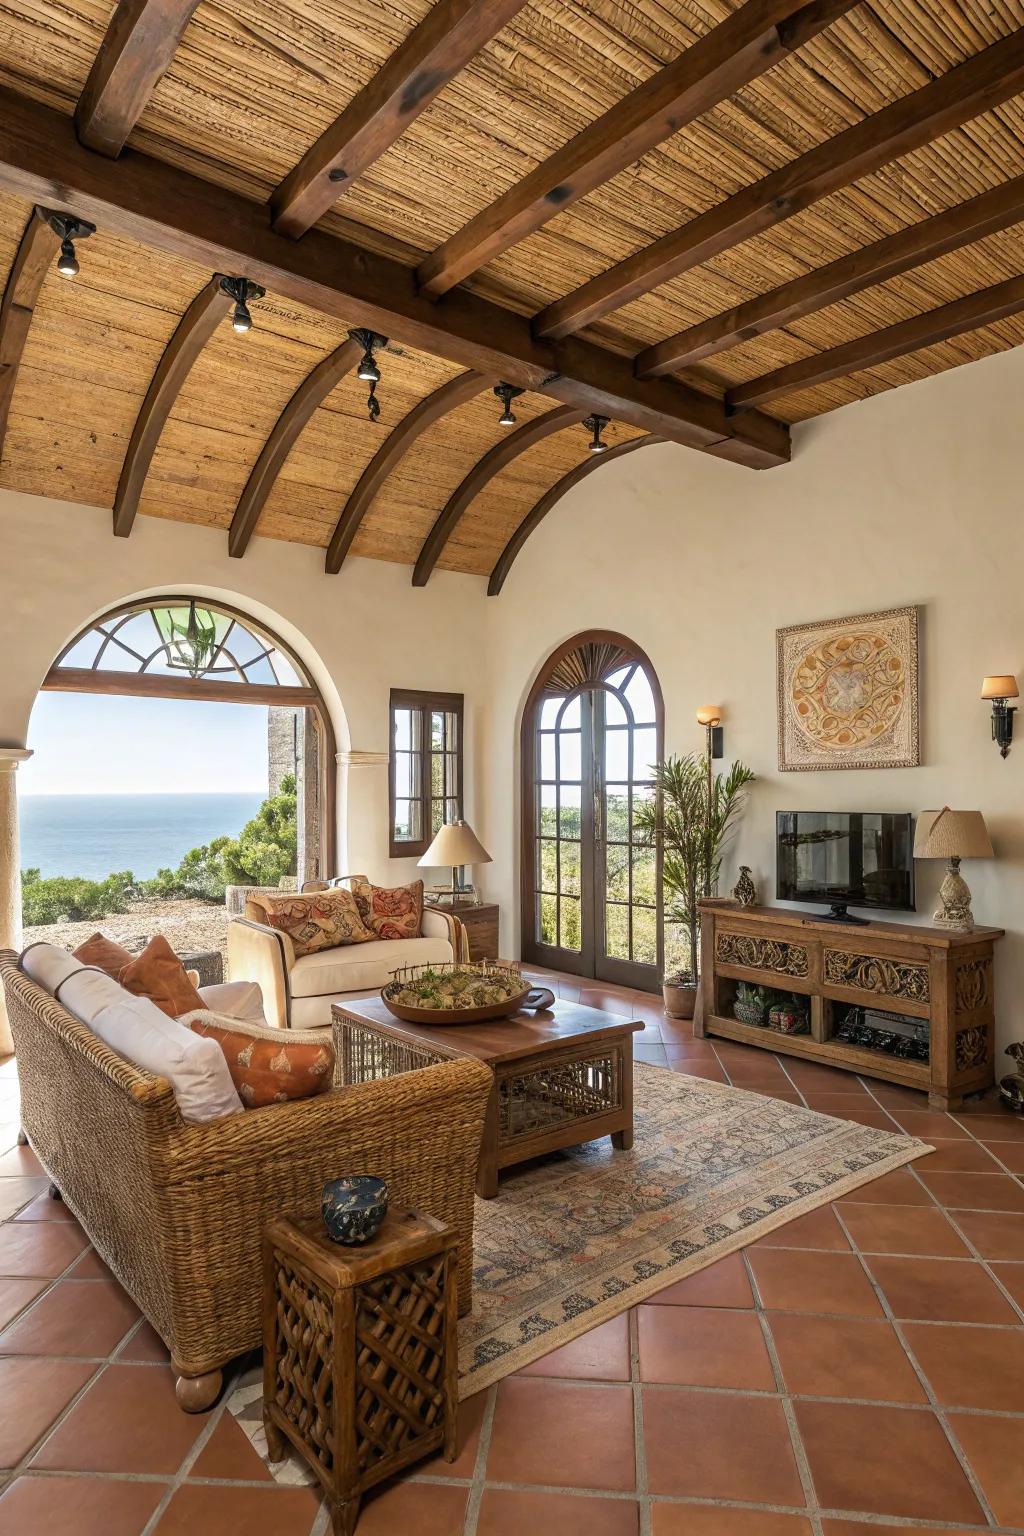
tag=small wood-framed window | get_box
[389,689,464,858]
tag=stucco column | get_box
[336,749,389,877]
[0,749,32,1056]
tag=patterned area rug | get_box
[229,1062,930,1480]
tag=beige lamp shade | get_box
[418,819,492,869]
[914,808,994,861]
[696,706,722,727]
[981,675,1019,700]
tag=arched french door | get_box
[521,632,664,991]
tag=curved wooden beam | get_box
[488,435,663,595]
[413,403,584,587]
[325,368,488,573]
[0,207,58,459]
[271,0,528,240]
[112,275,231,537]
[76,0,201,157]
[229,336,362,558]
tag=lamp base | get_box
[932,856,975,932]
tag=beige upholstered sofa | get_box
[227,876,467,1028]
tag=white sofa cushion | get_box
[197,979,267,1025]
[289,934,455,998]
[20,942,243,1124]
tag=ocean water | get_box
[19,793,265,881]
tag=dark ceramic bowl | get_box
[321,1174,389,1245]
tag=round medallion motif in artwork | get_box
[790,630,905,751]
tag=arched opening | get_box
[521,631,664,991]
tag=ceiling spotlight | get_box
[494,382,524,427]
[584,414,610,454]
[349,329,388,420]
[218,276,266,336]
[41,210,96,280]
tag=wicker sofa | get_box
[0,950,490,1412]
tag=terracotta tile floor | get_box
[3,973,1024,1534]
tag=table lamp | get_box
[913,808,993,931]
[418,819,492,906]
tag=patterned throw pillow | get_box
[189,1017,335,1109]
[248,889,374,957]
[351,877,424,940]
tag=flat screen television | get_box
[776,811,915,924]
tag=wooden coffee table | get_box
[331,997,643,1197]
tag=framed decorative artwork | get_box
[776,606,920,772]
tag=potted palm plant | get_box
[633,753,755,1018]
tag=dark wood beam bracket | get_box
[413,404,584,586]
[229,336,362,558]
[488,434,663,595]
[0,83,789,468]
[112,275,231,537]
[326,368,488,573]
[271,0,528,239]
[535,26,1024,341]
[636,174,1024,375]
[727,271,1024,408]
[417,0,857,299]
[75,0,201,157]
[0,207,58,460]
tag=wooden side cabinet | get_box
[448,902,499,961]
[697,902,1003,1110]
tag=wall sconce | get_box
[981,675,1018,758]
[696,706,723,760]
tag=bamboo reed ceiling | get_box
[1,0,1024,578]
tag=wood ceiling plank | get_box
[487,434,664,595]
[112,274,231,536]
[534,26,1024,341]
[228,335,361,557]
[271,0,529,239]
[75,0,201,157]
[0,82,789,467]
[325,367,488,573]
[416,0,856,299]
[727,271,1024,407]
[412,403,583,586]
[0,206,58,459]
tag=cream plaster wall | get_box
[480,343,1024,1052]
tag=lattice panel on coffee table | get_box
[498,1048,622,1141]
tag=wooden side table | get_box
[262,1210,458,1535]
[452,902,499,961]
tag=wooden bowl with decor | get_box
[381,961,552,1025]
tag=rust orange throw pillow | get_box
[189,1019,335,1108]
[352,877,424,940]
[73,932,134,979]
[118,935,206,1020]
[248,890,374,957]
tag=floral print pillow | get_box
[190,1018,334,1108]
[351,877,424,941]
[249,890,374,957]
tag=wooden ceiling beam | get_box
[535,27,1024,342]
[416,0,857,299]
[271,0,528,240]
[0,207,58,460]
[229,336,362,558]
[326,368,488,573]
[488,435,664,596]
[413,404,584,586]
[0,83,789,467]
[112,275,231,537]
[636,174,1024,375]
[727,272,1024,409]
[75,0,200,157]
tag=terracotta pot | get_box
[663,978,697,1019]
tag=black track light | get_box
[583,414,610,454]
[494,382,524,427]
[218,275,266,336]
[41,210,96,280]
[349,329,388,420]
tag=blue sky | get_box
[21,693,270,796]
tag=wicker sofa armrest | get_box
[226,918,291,1029]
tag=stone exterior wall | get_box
[267,707,301,795]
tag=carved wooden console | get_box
[697,903,1003,1109]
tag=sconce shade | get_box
[695,706,722,727]
[418,819,492,869]
[914,808,993,861]
[981,675,1019,700]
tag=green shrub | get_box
[21,868,136,926]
